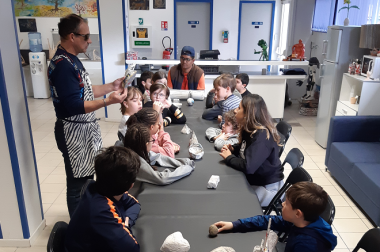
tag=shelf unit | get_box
[336,73,380,116]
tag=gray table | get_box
[131,101,281,252]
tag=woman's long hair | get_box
[124,123,151,165]
[126,108,159,128]
[239,94,281,145]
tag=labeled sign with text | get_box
[161,21,168,31]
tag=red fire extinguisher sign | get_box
[161,21,168,31]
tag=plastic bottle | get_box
[28,32,42,52]
[355,59,362,75]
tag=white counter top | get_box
[126,59,309,66]
[135,72,306,80]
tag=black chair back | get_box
[118,131,125,142]
[276,121,292,157]
[352,228,380,252]
[80,179,95,198]
[47,221,68,252]
[320,195,335,225]
[264,167,312,215]
[282,148,304,169]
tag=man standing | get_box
[167,46,205,90]
[48,14,128,217]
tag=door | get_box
[238,1,274,71]
[325,28,342,63]
[315,61,337,148]
[175,1,211,59]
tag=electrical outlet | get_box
[51,28,58,33]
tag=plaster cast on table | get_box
[160,231,190,252]
[210,247,236,252]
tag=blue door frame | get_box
[237,1,275,62]
[174,0,213,59]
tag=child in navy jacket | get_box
[213,182,337,252]
[219,94,283,207]
[65,146,141,252]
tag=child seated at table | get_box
[214,74,241,126]
[144,72,186,127]
[205,110,239,151]
[219,94,284,207]
[212,182,337,252]
[65,146,141,252]
[235,73,251,97]
[138,71,153,104]
[118,86,143,140]
[124,123,195,185]
[127,108,179,158]
[203,74,243,121]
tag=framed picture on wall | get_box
[130,0,149,10]
[18,18,37,32]
[153,0,166,9]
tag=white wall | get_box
[98,0,126,121]
[127,0,282,61]
[212,0,239,59]
[127,0,175,59]
[16,17,99,50]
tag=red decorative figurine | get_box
[291,40,306,60]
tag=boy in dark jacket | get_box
[212,182,337,252]
[65,146,141,252]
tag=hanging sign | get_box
[161,21,168,31]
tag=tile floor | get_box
[1,98,376,252]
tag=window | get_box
[313,0,380,33]
[278,2,291,60]
[312,0,336,32]
[335,0,377,26]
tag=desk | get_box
[131,101,282,251]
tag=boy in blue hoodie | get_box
[65,146,141,252]
[212,182,337,252]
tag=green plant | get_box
[338,0,359,19]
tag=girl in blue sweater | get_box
[219,94,284,207]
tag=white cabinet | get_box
[336,73,380,116]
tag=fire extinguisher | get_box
[162,36,173,59]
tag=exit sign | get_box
[135,41,150,46]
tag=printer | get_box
[198,49,239,75]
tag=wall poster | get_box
[13,0,98,17]
[153,0,166,9]
[18,18,38,32]
[130,0,149,10]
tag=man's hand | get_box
[217,115,222,123]
[219,148,232,159]
[213,221,233,233]
[112,76,126,92]
[106,89,128,105]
